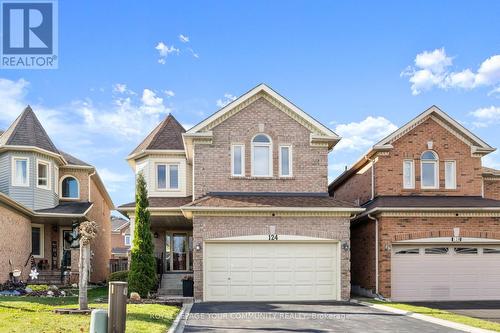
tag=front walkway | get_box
[183,301,462,332]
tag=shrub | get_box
[108,270,129,282]
[27,284,49,292]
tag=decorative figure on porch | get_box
[78,220,98,311]
[29,268,39,280]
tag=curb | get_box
[351,299,497,333]
[167,302,192,333]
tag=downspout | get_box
[367,213,379,295]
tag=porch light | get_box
[154,232,159,238]
[195,242,202,251]
[341,241,350,251]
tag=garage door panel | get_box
[205,242,339,301]
[392,245,500,301]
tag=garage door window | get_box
[455,247,478,254]
[483,248,500,254]
[424,247,449,254]
[395,248,420,255]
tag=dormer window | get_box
[157,164,179,190]
[12,157,29,187]
[421,151,439,189]
[61,176,80,199]
[251,134,272,177]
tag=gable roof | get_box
[0,106,60,154]
[60,150,91,167]
[111,216,130,232]
[128,114,185,159]
[329,105,496,192]
[483,167,500,178]
[186,84,339,139]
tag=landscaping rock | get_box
[25,287,33,293]
[129,292,141,301]
[48,285,58,291]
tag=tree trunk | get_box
[79,243,89,310]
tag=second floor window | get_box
[445,160,456,189]
[231,144,245,176]
[37,160,50,189]
[13,157,29,186]
[279,145,292,177]
[252,134,272,177]
[421,151,439,189]
[403,160,415,189]
[124,235,131,246]
[157,164,179,190]
[61,176,80,199]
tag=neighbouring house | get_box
[329,106,500,302]
[118,84,363,301]
[111,216,131,259]
[0,106,114,285]
[110,216,130,273]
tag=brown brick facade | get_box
[484,179,500,200]
[192,215,351,301]
[0,205,31,282]
[375,118,483,197]
[332,165,372,205]
[193,97,329,199]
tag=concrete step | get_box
[158,288,182,296]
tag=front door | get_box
[61,229,73,267]
[173,233,187,270]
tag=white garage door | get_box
[204,242,339,301]
[392,245,500,301]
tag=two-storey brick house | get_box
[118,84,363,301]
[329,106,500,301]
[0,107,114,284]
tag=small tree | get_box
[78,220,98,310]
[128,173,157,297]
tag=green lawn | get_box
[368,300,500,332]
[0,287,180,333]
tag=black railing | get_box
[156,252,164,290]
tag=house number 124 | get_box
[268,234,278,240]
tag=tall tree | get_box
[78,220,98,310]
[128,173,157,297]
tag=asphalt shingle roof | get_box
[60,150,91,166]
[118,196,193,209]
[130,114,185,156]
[362,196,500,211]
[186,192,359,208]
[483,167,500,177]
[35,201,93,215]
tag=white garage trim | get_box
[203,237,341,302]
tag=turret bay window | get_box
[12,157,29,186]
[157,164,179,190]
[251,134,272,177]
[421,151,439,189]
[61,176,80,199]
[37,159,50,189]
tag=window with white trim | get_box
[61,176,80,199]
[37,159,50,189]
[251,134,272,177]
[403,160,415,189]
[395,248,420,255]
[483,248,500,254]
[231,144,245,177]
[424,247,449,254]
[31,224,44,258]
[13,157,29,186]
[455,247,477,254]
[279,145,292,177]
[124,235,131,246]
[54,166,59,194]
[421,151,439,189]
[445,161,456,189]
[157,164,180,190]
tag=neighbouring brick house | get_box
[110,216,131,259]
[118,84,362,301]
[329,106,500,301]
[0,107,114,284]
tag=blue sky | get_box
[1,1,499,210]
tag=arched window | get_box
[61,176,80,199]
[251,134,272,177]
[421,151,438,189]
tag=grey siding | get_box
[0,153,9,195]
[6,151,59,210]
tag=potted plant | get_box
[182,275,194,297]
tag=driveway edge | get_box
[351,299,497,333]
[167,302,192,333]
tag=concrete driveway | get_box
[183,301,462,332]
[410,301,500,324]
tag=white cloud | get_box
[216,93,237,108]
[470,106,500,127]
[488,86,500,97]
[483,151,500,169]
[179,34,189,43]
[164,90,175,97]
[329,163,348,173]
[403,48,500,95]
[155,42,180,64]
[0,78,30,123]
[333,116,398,151]
[187,48,199,59]
[113,83,127,94]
